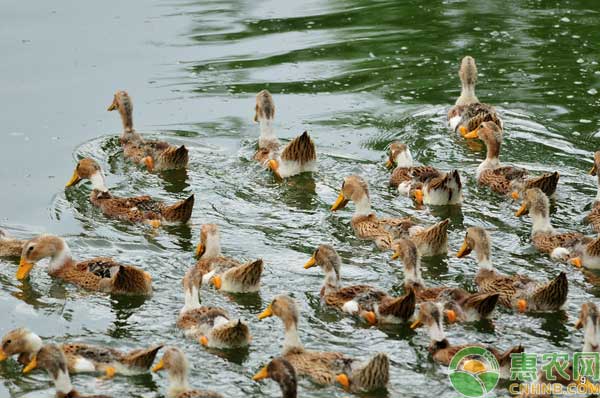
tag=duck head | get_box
[18,235,71,280]
[386,142,413,169]
[253,357,297,398]
[331,175,371,214]
[107,90,134,132]
[0,328,43,362]
[65,158,109,193]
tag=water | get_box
[1,0,600,396]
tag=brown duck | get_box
[177,267,250,349]
[108,90,188,171]
[457,226,568,312]
[447,56,503,136]
[392,239,499,322]
[585,151,600,233]
[22,344,112,398]
[331,175,449,255]
[17,235,152,295]
[253,90,317,179]
[304,244,415,325]
[258,294,389,392]
[66,158,194,227]
[0,229,26,257]
[386,143,462,205]
[466,122,559,200]
[194,224,263,293]
[411,302,523,377]
[0,328,161,377]
[253,357,298,398]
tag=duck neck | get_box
[404,258,424,287]
[167,372,190,398]
[322,267,340,294]
[457,83,478,105]
[530,212,554,235]
[259,118,276,143]
[181,286,201,314]
[475,245,493,271]
[201,235,221,259]
[119,105,133,133]
[583,320,600,352]
[353,195,372,216]
[282,319,303,355]
[24,333,43,357]
[279,382,297,398]
[89,172,109,193]
[48,240,74,274]
[428,319,446,344]
[394,151,413,168]
[595,174,600,202]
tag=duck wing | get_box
[280,131,316,165]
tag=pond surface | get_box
[1,0,600,397]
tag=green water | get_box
[1,0,600,397]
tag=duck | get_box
[22,344,112,398]
[391,239,499,322]
[258,294,389,392]
[66,157,194,227]
[16,235,152,295]
[465,122,559,200]
[331,175,449,254]
[252,357,297,398]
[303,244,415,325]
[584,151,600,233]
[514,188,600,268]
[0,229,26,257]
[411,302,523,377]
[575,302,600,352]
[0,328,161,377]
[194,224,263,293]
[152,346,223,398]
[386,142,462,205]
[447,56,503,136]
[456,226,568,312]
[253,90,317,179]
[107,90,188,171]
[176,267,250,349]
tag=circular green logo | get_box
[448,347,500,397]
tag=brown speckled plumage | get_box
[108,90,188,170]
[0,229,26,257]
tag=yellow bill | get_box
[0,348,7,361]
[571,257,583,268]
[151,358,164,372]
[445,309,457,324]
[391,251,400,260]
[385,159,394,169]
[199,336,209,346]
[410,319,422,329]
[590,164,598,176]
[195,243,205,258]
[252,366,269,381]
[258,304,273,320]
[575,319,583,329]
[212,275,222,290]
[22,356,37,373]
[330,192,349,211]
[463,129,479,139]
[510,191,520,200]
[456,241,471,258]
[517,299,527,313]
[336,373,350,389]
[65,169,81,188]
[414,189,424,205]
[303,256,316,269]
[17,258,34,280]
[268,159,282,180]
[515,203,528,217]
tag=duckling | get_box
[584,151,600,233]
[22,344,111,398]
[457,226,568,312]
[515,188,593,261]
[304,244,415,325]
[17,235,152,295]
[177,267,250,349]
[447,56,503,136]
[411,302,523,377]
[0,229,26,257]
[194,224,263,293]
[331,175,449,255]
[258,294,389,392]
[0,328,161,377]
[385,143,462,205]
[392,239,499,322]
[466,122,559,200]
[107,90,188,171]
[253,90,317,179]
[66,158,194,226]
[253,357,297,398]
[152,347,223,398]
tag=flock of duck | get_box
[1,55,600,398]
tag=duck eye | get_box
[5,339,11,345]
[27,246,34,253]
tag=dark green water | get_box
[1,0,600,397]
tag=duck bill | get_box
[303,256,316,269]
[107,99,117,111]
[517,299,527,313]
[336,373,350,389]
[414,189,424,205]
[195,243,205,258]
[151,358,164,372]
[258,304,273,320]
[385,159,394,169]
[22,356,37,374]
[211,275,222,290]
[267,159,283,180]
[574,318,583,329]
[456,241,472,258]
[252,366,269,381]
[445,309,457,323]
[463,128,479,139]
[515,203,528,217]
[510,191,520,200]
[65,169,82,188]
[590,164,598,176]
[0,348,7,361]
[17,258,34,280]
[571,257,583,268]
[330,193,349,211]
[391,251,400,260]
[410,319,422,329]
